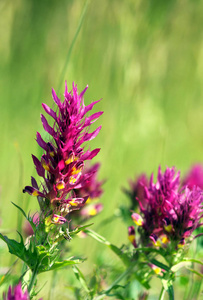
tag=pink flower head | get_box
[131,166,203,249]
[123,174,148,210]
[182,164,203,189]
[3,283,29,300]
[23,82,103,227]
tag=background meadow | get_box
[1,0,203,299]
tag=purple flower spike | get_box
[23,82,103,230]
[130,166,203,250]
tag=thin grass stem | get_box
[57,0,89,93]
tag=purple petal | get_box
[80,148,100,161]
[82,126,102,142]
[79,85,88,99]
[81,99,101,117]
[36,132,47,150]
[31,176,38,189]
[23,186,44,197]
[41,114,55,136]
[52,88,61,106]
[84,111,103,126]
[42,103,57,121]
[32,155,45,177]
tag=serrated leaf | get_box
[0,232,37,270]
[0,232,25,257]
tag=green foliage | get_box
[1,0,203,298]
[0,232,83,275]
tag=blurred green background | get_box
[1,0,203,298]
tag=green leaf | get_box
[150,258,170,272]
[69,223,93,236]
[171,261,191,273]
[0,232,38,270]
[136,247,167,260]
[72,265,90,293]
[186,267,203,278]
[183,258,203,265]
[11,202,37,234]
[83,229,110,245]
[11,202,27,219]
[47,257,83,272]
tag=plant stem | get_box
[28,263,39,295]
[159,286,166,300]
[168,284,174,300]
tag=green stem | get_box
[28,263,39,295]
[162,279,174,300]
[167,284,174,300]
[159,286,166,300]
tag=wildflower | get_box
[70,163,104,223]
[149,264,164,276]
[130,166,203,250]
[3,282,42,300]
[182,164,203,189]
[128,226,137,248]
[123,174,148,210]
[131,212,144,226]
[23,82,103,235]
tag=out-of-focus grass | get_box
[1,0,203,298]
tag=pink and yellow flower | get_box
[130,166,203,250]
[23,82,103,230]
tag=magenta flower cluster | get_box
[129,166,203,250]
[23,82,103,227]
[3,283,42,300]
[182,164,203,190]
